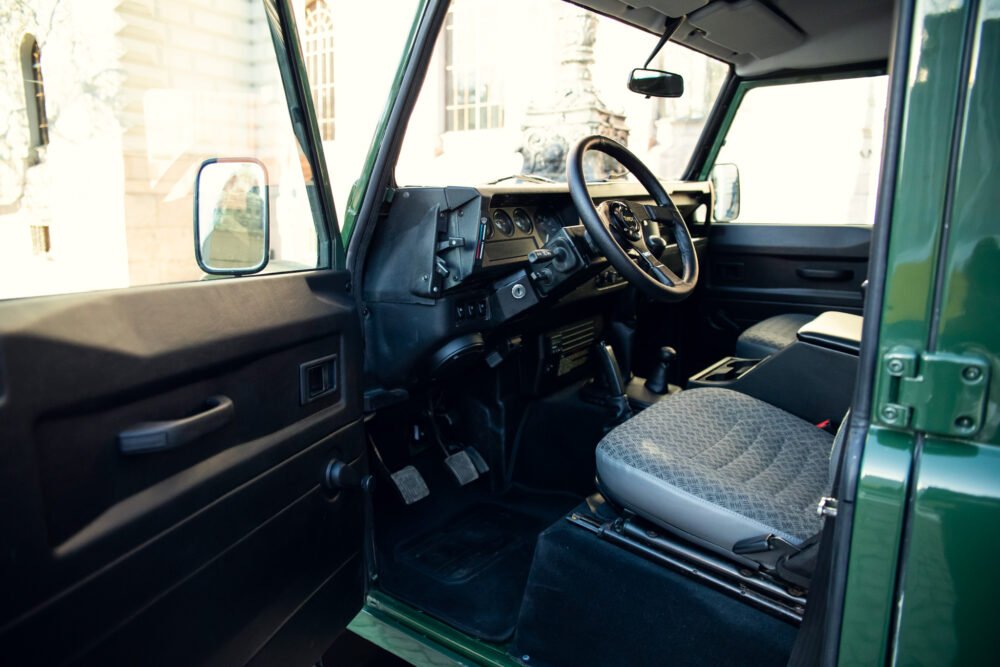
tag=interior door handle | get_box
[119,395,234,455]
[796,267,853,282]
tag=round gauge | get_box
[535,209,562,244]
[512,208,533,234]
[493,210,515,237]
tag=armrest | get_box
[796,311,863,355]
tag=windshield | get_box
[396,0,729,187]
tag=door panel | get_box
[705,223,870,331]
[0,271,365,666]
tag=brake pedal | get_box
[444,450,480,486]
[389,465,430,505]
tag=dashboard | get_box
[361,181,711,386]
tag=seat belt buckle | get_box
[817,496,838,518]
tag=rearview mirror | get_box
[628,68,684,98]
[194,158,269,275]
[710,163,741,222]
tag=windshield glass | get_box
[396,0,729,187]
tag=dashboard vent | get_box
[545,319,598,377]
[549,319,596,354]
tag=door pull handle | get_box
[118,395,234,455]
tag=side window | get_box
[712,75,888,225]
[0,1,327,300]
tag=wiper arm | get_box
[487,173,557,185]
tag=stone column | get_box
[519,7,628,181]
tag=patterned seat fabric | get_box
[596,388,833,554]
[735,313,815,358]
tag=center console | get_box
[688,312,863,425]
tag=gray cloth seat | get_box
[735,313,815,358]
[596,388,835,559]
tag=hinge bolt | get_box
[887,359,905,373]
[962,366,982,382]
[882,405,899,421]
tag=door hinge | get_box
[876,346,990,439]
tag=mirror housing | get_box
[710,163,741,222]
[194,158,269,275]
[628,68,684,98]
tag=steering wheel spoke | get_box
[641,204,678,224]
[632,249,681,286]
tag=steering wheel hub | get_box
[608,201,643,242]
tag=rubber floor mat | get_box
[396,505,537,583]
[378,489,578,642]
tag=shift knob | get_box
[645,346,677,395]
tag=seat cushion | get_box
[596,388,833,555]
[735,313,814,358]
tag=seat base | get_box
[596,388,834,559]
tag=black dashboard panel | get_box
[361,181,711,387]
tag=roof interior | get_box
[576,0,895,76]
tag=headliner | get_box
[574,0,896,76]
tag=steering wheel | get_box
[567,135,699,302]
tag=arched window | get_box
[21,35,49,159]
[303,1,335,141]
[443,1,504,132]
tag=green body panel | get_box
[340,0,430,243]
[928,0,1000,444]
[892,1,1000,663]
[844,0,1000,664]
[349,592,522,667]
[838,428,914,664]
[894,439,1000,663]
[872,0,972,358]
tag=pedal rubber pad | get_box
[444,450,479,486]
[390,465,430,505]
[465,447,490,474]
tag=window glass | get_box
[0,0,324,300]
[714,75,888,225]
[396,0,729,187]
[290,0,421,227]
[303,1,336,141]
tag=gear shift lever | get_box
[645,346,676,395]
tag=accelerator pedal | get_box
[466,446,490,474]
[389,465,430,505]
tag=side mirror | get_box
[710,163,741,222]
[195,158,269,275]
[628,68,684,98]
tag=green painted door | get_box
[840,0,1000,664]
